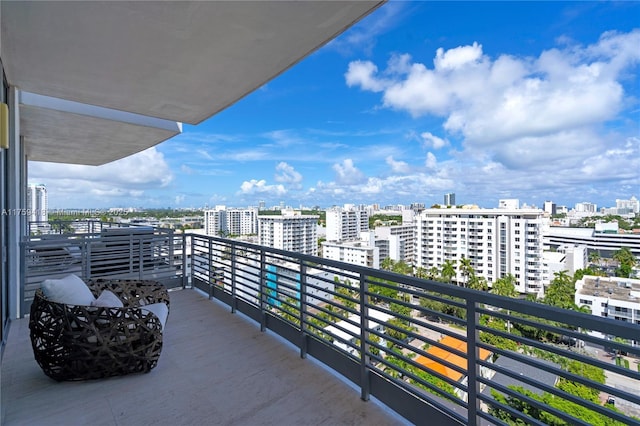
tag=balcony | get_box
[2,287,404,425]
[3,225,640,425]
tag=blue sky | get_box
[31,2,640,210]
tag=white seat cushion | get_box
[92,290,124,308]
[141,303,169,329]
[41,274,95,306]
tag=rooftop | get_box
[1,288,406,426]
[576,275,640,302]
[415,336,492,383]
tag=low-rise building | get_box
[322,239,379,269]
[575,275,640,346]
[415,335,493,402]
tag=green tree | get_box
[588,251,601,267]
[441,260,456,284]
[468,274,488,291]
[491,274,517,297]
[458,256,474,287]
[613,247,636,278]
[415,267,428,279]
[392,260,412,275]
[544,270,575,309]
[428,266,440,280]
[381,257,395,271]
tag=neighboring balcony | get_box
[3,223,640,425]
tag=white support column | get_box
[7,86,25,319]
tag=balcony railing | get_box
[20,228,640,426]
[22,223,184,314]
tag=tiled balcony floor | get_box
[2,288,408,426]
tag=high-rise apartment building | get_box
[575,202,597,213]
[325,206,369,242]
[444,193,455,207]
[205,206,259,236]
[616,196,639,214]
[26,183,47,223]
[543,201,556,216]
[204,207,227,236]
[258,210,318,255]
[374,224,416,265]
[226,208,258,236]
[414,208,544,294]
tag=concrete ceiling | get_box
[1,1,383,165]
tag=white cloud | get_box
[239,179,286,196]
[332,159,366,185]
[196,149,214,160]
[434,42,483,71]
[425,152,437,170]
[345,61,387,92]
[274,162,303,189]
[345,28,640,180]
[180,165,195,175]
[421,132,448,150]
[28,147,173,206]
[385,156,410,173]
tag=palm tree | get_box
[428,266,440,280]
[441,260,456,284]
[588,251,601,267]
[381,257,395,271]
[458,256,474,287]
[414,267,428,279]
[491,274,517,297]
[468,275,488,291]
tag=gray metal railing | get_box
[22,224,184,313]
[20,228,640,425]
[189,234,640,426]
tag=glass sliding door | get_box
[1,61,8,347]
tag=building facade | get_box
[444,193,455,207]
[575,276,640,346]
[374,224,416,265]
[226,208,259,236]
[26,183,47,223]
[204,207,227,236]
[415,208,545,294]
[205,206,259,237]
[544,226,640,259]
[325,206,369,242]
[258,210,318,255]
[322,239,380,269]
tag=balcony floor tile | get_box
[2,288,407,426]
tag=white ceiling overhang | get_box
[20,92,182,165]
[1,1,383,165]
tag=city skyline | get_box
[29,2,639,210]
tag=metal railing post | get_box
[208,237,214,300]
[182,233,188,289]
[85,239,92,279]
[466,297,480,426]
[231,241,237,313]
[299,259,308,359]
[138,236,144,280]
[259,248,266,332]
[359,272,370,401]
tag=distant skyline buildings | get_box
[444,193,455,207]
[26,183,47,223]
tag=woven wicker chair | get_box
[29,279,170,381]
